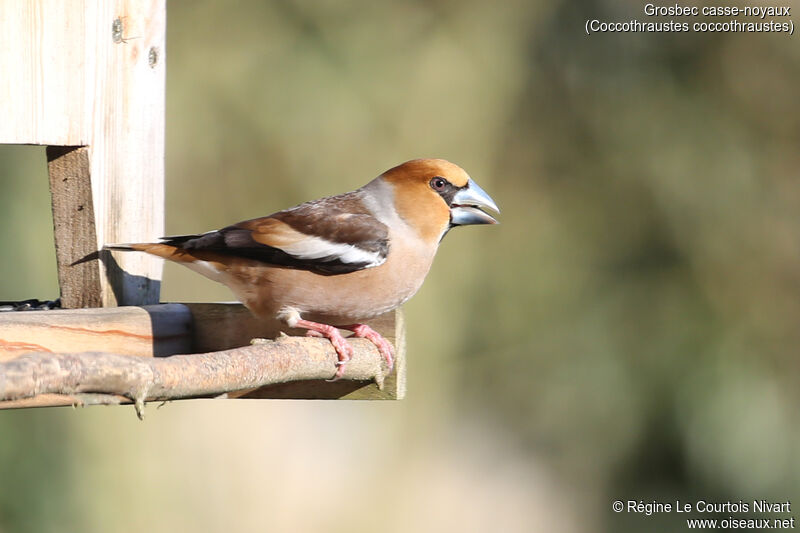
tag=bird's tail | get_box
[104,242,161,252]
[103,242,184,260]
[71,243,154,266]
[104,243,139,251]
[103,240,226,282]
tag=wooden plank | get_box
[182,303,285,353]
[0,304,405,402]
[47,146,102,308]
[89,0,166,306]
[0,1,90,145]
[0,1,166,306]
[0,304,192,361]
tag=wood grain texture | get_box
[90,0,166,306]
[47,146,101,308]
[0,305,405,404]
[0,336,391,417]
[0,1,166,306]
[0,1,89,145]
[0,304,192,361]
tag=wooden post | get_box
[0,1,166,307]
[47,146,102,307]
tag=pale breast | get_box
[226,228,437,324]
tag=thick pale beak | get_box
[450,179,500,226]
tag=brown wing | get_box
[161,191,389,275]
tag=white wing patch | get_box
[185,260,225,282]
[281,235,385,267]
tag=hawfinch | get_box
[107,159,499,380]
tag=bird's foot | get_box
[341,324,394,373]
[294,319,354,381]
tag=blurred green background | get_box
[1,1,799,531]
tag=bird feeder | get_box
[0,1,404,413]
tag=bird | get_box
[106,159,499,380]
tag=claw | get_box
[294,318,354,379]
[326,361,347,382]
[291,319,393,380]
[341,324,395,373]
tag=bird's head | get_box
[378,159,499,243]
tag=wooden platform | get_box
[0,304,405,408]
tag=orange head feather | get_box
[379,159,472,243]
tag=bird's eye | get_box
[430,177,448,192]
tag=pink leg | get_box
[341,324,394,373]
[294,319,353,381]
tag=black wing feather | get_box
[160,192,389,275]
